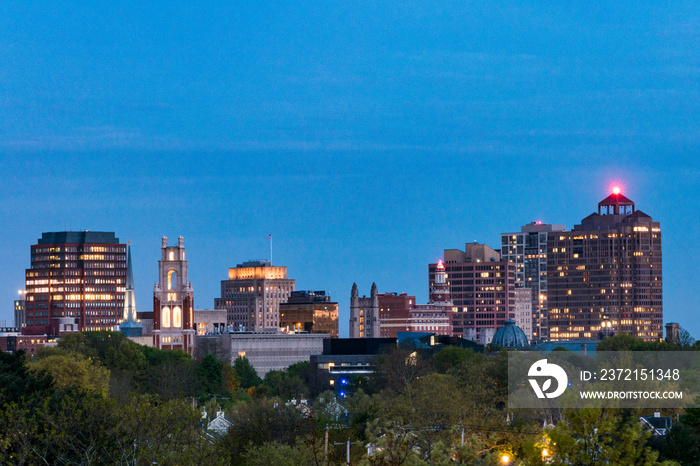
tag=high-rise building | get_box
[214,260,295,332]
[547,189,662,342]
[14,294,26,330]
[514,288,532,343]
[153,236,195,353]
[23,231,126,335]
[429,243,515,340]
[500,222,565,341]
[118,243,143,337]
[349,282,379,338]
[279,290,339,338]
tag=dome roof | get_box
[492,319,529,347]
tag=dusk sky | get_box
[0,3,698,337]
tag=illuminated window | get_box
[167,270,177,290]
[162,306,171,327]
[173,306,182,327]
[169,251,174,261]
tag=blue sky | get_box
[0,3,698,337]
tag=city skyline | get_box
[2,161,697,339]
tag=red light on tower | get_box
[437,259,445,270]
[612,186,621,195]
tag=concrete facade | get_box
[194,309,227,335]
[198,332,328,377]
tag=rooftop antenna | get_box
[268,234,272,265]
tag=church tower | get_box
[153,236,195,354]
[349,282,380,338]
[119,242,143,337]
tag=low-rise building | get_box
[279,290,338,337]
[194,309,227,335]
[197,332,328,377]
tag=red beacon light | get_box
[437,259,445,270]
[612,187,621,195]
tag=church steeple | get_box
[119,242,143,337]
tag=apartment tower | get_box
[547,189,662,341]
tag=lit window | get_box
[162,306,171,327]
[173,306,182,327]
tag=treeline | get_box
[0,331,698,464]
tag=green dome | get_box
[492,319,529,347]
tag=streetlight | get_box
[501,453,511,464]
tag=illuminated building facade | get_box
[23,231,126,335]
[349,282,379,338]
[514,288,532,343]
[500,222,565,342]
[429,243,515,340]
[279,290,339,338]
[214,260,295,332]
[152,236,195,353]
[547,190,663,342]
[14,297,26,330]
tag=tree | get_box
[197,353,225,396]
[549,409,677,465]
[376,347,433,395]
[243,438,324,466]
[0,350,53,405]
[218,397,315,464]
[360,420,423,466]
[596,333,650,352]
[31,353,110,397]
[432,346,476,374]
[678,327,696,349]
[263,368,309,400]
[233,356,262,388]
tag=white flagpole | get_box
[269,235,273,264]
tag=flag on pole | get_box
[267,234,272,239]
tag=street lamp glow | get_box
[501,454,510,464]
[542,448,549,457]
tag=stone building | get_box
[349,282,379,338]
[215,260,295,332]
[152,236,196,354]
